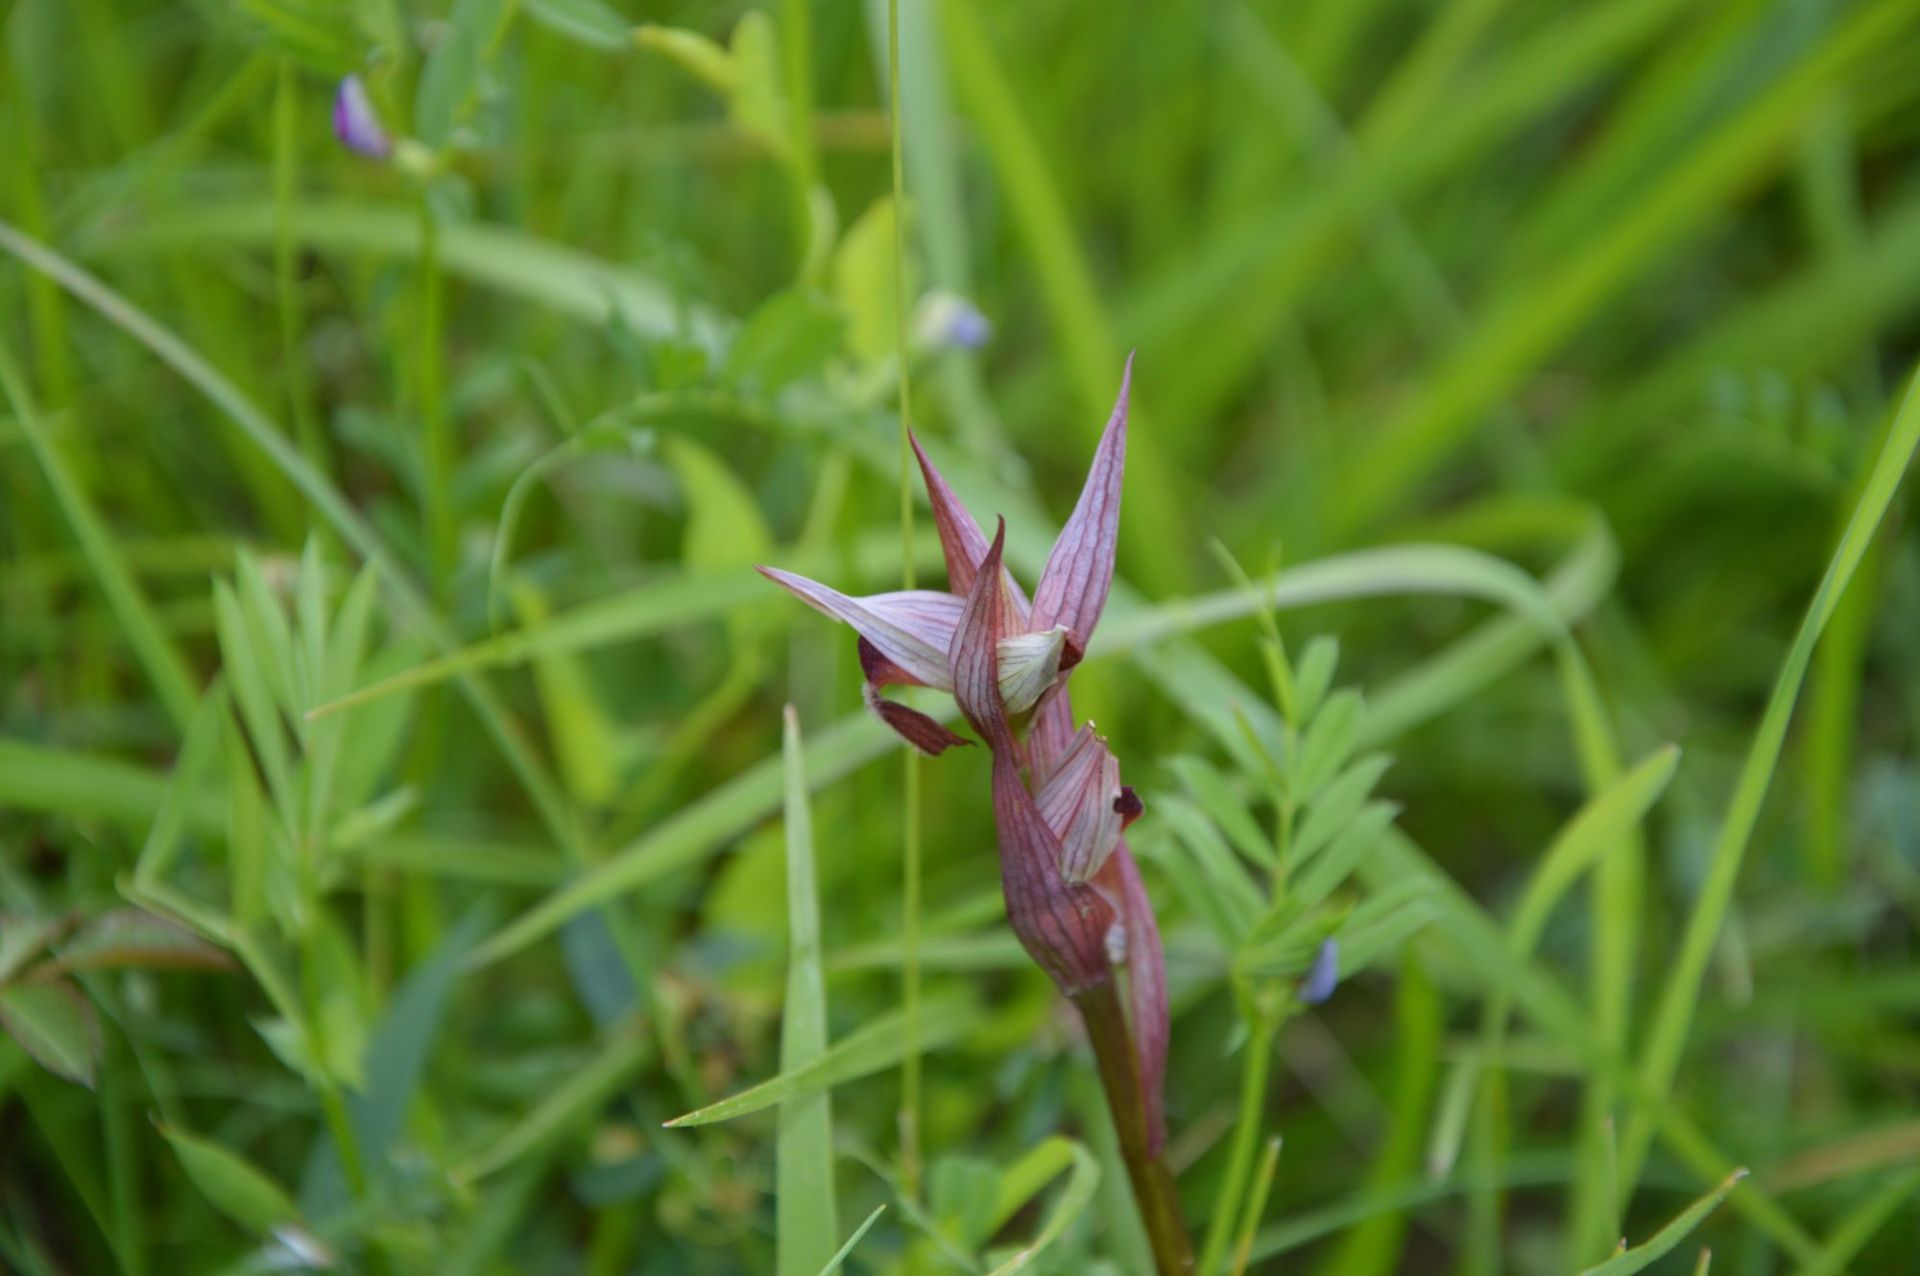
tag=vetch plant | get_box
[759,359,1193,1272]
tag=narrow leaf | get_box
[1576,1170,1745,1276]
[0,980,100,1086]
[778,706,838,1276]
[159,1124,298,1235]
[667,994,979,1128]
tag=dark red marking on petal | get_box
[858,636,921,688]
[861,681,972,755]
[1114,786,1144,830]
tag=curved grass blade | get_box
[983,1137,1101,1276]
[666,993,978,1128]
[1619,365,1920,1189]
[1576,1169,1745,1276]
[86,200,726,349]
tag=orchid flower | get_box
[757,357,1174,1161]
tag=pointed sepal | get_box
[757,567,959,689]
[1031,355,1131,647]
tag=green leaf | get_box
[1169,756,1271,867]
[523,0,629,49]
[1151,793,1264,945]
[1294,688,1363,797]
[1293,636,1340,725]
[725,289,846,395]
[983,1137,1101,1275]
[158,1123,298,1235]
[667,993,979,1128]
[833,197,906,364]
[778,707,838,1276]
[1507,745,1679,960]
[634,24,734,91]
[0,915,73,986]
[415,0,509,147]
[1575,1170,1744,1276]
[0,980,100,1087]
[726,10,789,158]
[1292,754,1393,866]
[39,908,233,977]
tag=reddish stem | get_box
[1074,978,1195,1275]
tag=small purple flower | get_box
[333,75,390,159]
[1300,937,1340,1006]
[917,292,992,351]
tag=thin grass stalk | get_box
[887,0,925,1199]
[1198,993,1278,1275]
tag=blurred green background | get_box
[4,0,1920,1271]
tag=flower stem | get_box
[1074,978,1194,1275]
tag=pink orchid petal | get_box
[757,567,959,690]
[861,681,972,756]
[911,429,994,597]
[1034,725,1123,883]
[1031,355,1131,647]
[911,430,1032,618]
[1028,689,1080,783]
[948,519,1018,748]
[993,751,1118,995]
[1095,841,1170,1157]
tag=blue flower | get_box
[333,75,391,159]
[1300,937,1340,1006]
[917,292,992,351]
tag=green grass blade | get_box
[983,1137,1101,1276]
[87,199,727,347]
[1620,364,1920,1189]
[815,1205,887,1276]
[452,1024,652,1184]
[778,706,838,1276]
[0,333,199,728]
[1576,1170,1745,1276]
[665,993,979,1128]
[1789,1165,1920,1276]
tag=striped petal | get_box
[1031,355,1130,647]
[1034,725,1123,883]
[948,519,1018,748]
[757,567,959,690]
[992,750,1117,995]
[910,430,1031,618]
